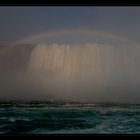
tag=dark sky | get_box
[0,6,140,45]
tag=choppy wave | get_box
[0,102,140,134]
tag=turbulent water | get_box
[0,101,140,134]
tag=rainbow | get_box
[10,28,129,46]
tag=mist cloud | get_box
[0,43,140,103]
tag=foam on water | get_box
[0,102,140,134]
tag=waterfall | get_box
[28,43,140,81]
[1,42,140,103]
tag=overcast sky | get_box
[0,6,140,45]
